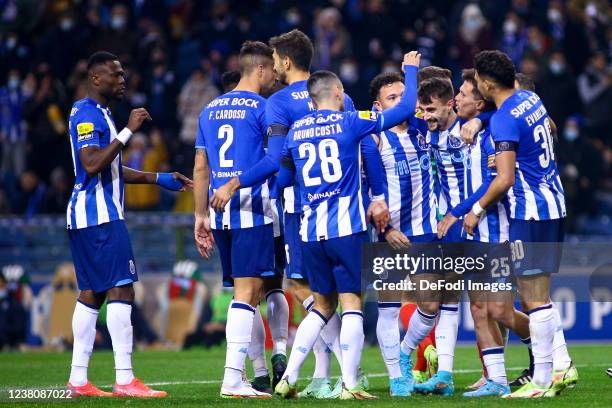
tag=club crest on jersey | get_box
[358,110,377,121]
[416,132,429,150]
[129,259,136,275]
[448,134,463,148]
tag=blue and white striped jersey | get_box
[461,129,509,242]
[195,90,274,230]
[372,120,437,237]
[66,98,124,230]
[428,118,469,216]
[266,80,355,213]
[491,90,566,220]
[284,110,388,242]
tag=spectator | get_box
[124,130,169,210]
[94,4,137,64]
[500,11,529,66]
[15,170,46,217]
[451,3,492,70]
[0,69,28,176]
[41,167,70,214]
[177,68,219,146]
[577,51,612,139]
[313,7,351,71]
[147,49,177,130]
[0,273,27,350]
[537,51,581,131]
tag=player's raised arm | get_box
[79,107,150,177]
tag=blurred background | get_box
[0,0,610,351]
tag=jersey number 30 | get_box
[533,117,555,168]
[299,139,342,186]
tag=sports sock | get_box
[320,312,342,363]
[482,346,507,386]
[400,307,437,356]
[435,304,459,373]
[248,307,268,377]
[528,304,555,387]
[478,344,488,377]
[520,336,534,373]
[340,311,365,389]
[223,301,256,389]
[69,301,99,386]
[376,302,402,379]
[284,309,327,384]
[266,289,289,357]
[311,337,331,379]
[551,305,571,371]
[106,301,135,385]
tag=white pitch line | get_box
[2,363,608,391]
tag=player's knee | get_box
[488,302,511,324]
[417,301,439,316]
[107,284,135,303]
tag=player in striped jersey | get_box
[193,41,277,398]
[274,52,420,401]
[470,50,569,398]
[66,52,191,398]
[438,68,533,397]
[363,72,438,396]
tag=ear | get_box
[283,56,291,70]
[475,98,485,111]
[373,100,382,111]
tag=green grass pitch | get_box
[1,344,611,407]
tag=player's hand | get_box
[460,118,482,145]
[367,200,390,233]
[127,108,152,133]
[385,229,411,250]
[210,178,240,212]
[403,51,421,69]
[463,211,480,236]
[437,213,458,239]
[157,172,193,191]
[194,215,214,259]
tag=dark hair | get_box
[418,66,452,84]
[239,41,274,74]
[418,77,454,105]
[515,72,535,91]
[369,72,404,101]
[461,69,496,111]
[221,70,241,92]
[87,51,119,71]
[474,50,515,89]
[307,70,341,104]
[269,29,314,72]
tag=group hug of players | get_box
[191,28,577,400]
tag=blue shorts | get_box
[283,212,305,280]
[68,220,138,293]
[464,241,513,284]
[213,224,276,287]
[509,218,565,276]
[441,220,463,243]
[302,232,368,295]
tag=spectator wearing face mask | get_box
[500,11,529,66]
[578,51,612,140]
[0,69,28,176]
[537,50,581,131]
[312,7,352,71]
[94,4,137,64]
[451,4,492,70]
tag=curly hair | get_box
[474,50,515,89]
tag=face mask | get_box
[111,15,126,30]
[0,288,6,299]
[6,36,17,49]
[464,18,482,31]
[60,18,74,31]
[503,20,517,34]
[548,8,562,23]
[286,11,300,26]
[564,127,578,142]
[549,61,565,75]
[7,77,19,90]
[339,64,358,83]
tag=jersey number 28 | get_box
[299,139,342,186]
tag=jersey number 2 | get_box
[218,124,234,167]
[298,139,342,186]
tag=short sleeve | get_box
[265,94,290,128]
[73,108,103,150]
[347,110,384,141]
[194,111,206,149]
[491,111,520,143]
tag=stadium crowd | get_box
[1,0,611,231]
